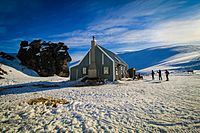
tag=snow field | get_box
[0,74,200,132]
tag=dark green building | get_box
[70,37,128,81]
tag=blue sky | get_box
[0,0,200,62]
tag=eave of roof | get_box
[70,44,128,69]
[97,45,128,66]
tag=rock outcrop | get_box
[0,52,15,60]
[17,40,72,77]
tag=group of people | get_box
[151,70,169,81]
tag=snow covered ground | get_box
[0,47,200,132]
[0,72,200,132]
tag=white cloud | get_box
[149,18,200,43]
[62,37,91,47]
[87,0,186,31]
[115,16,200,44]
[52,15,200,54]
[48,0,200,60]
[103,27,128,35]
[70,51,88,62]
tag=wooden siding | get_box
[95,46,114,81]
[70,45,128,81]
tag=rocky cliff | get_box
[17,40,72,77]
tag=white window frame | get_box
[116,67,118,76]
[102,53,104,65]
[97,45,115,81]
[103,66,109,75]
[82,67,87,75]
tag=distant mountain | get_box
[118,45,200,72]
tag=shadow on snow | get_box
[0,80,76,96]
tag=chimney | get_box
[91,36,96,47]
[88,36,97,78]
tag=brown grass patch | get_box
[27,97,69,107]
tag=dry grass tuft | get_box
[27,97,69,107]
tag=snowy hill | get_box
[0,53,69,86]
[118,45,200,72]
[0,53,39,77]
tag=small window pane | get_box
[104,67,109,74]
[102,53,104,65]
[116,68,118,75]
[83,67,87,74]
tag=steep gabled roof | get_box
[97,45,127,66]
[70,44,128,68]
[70,48,91,68]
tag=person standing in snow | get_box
[151,70,155,80]
[165,70,169,81]
[157,70,162,80]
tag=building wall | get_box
[70,65,78,81]
[70,47,114,81]
[70,52,90,80]
[70,45,128,81]
[115,64,127,80]
[95,46,114,81]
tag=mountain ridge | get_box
[118,45,200,72]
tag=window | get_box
[82,67,87,74]
[116,67,118,75]
[102,53,104,65]
[103,67,109,75]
